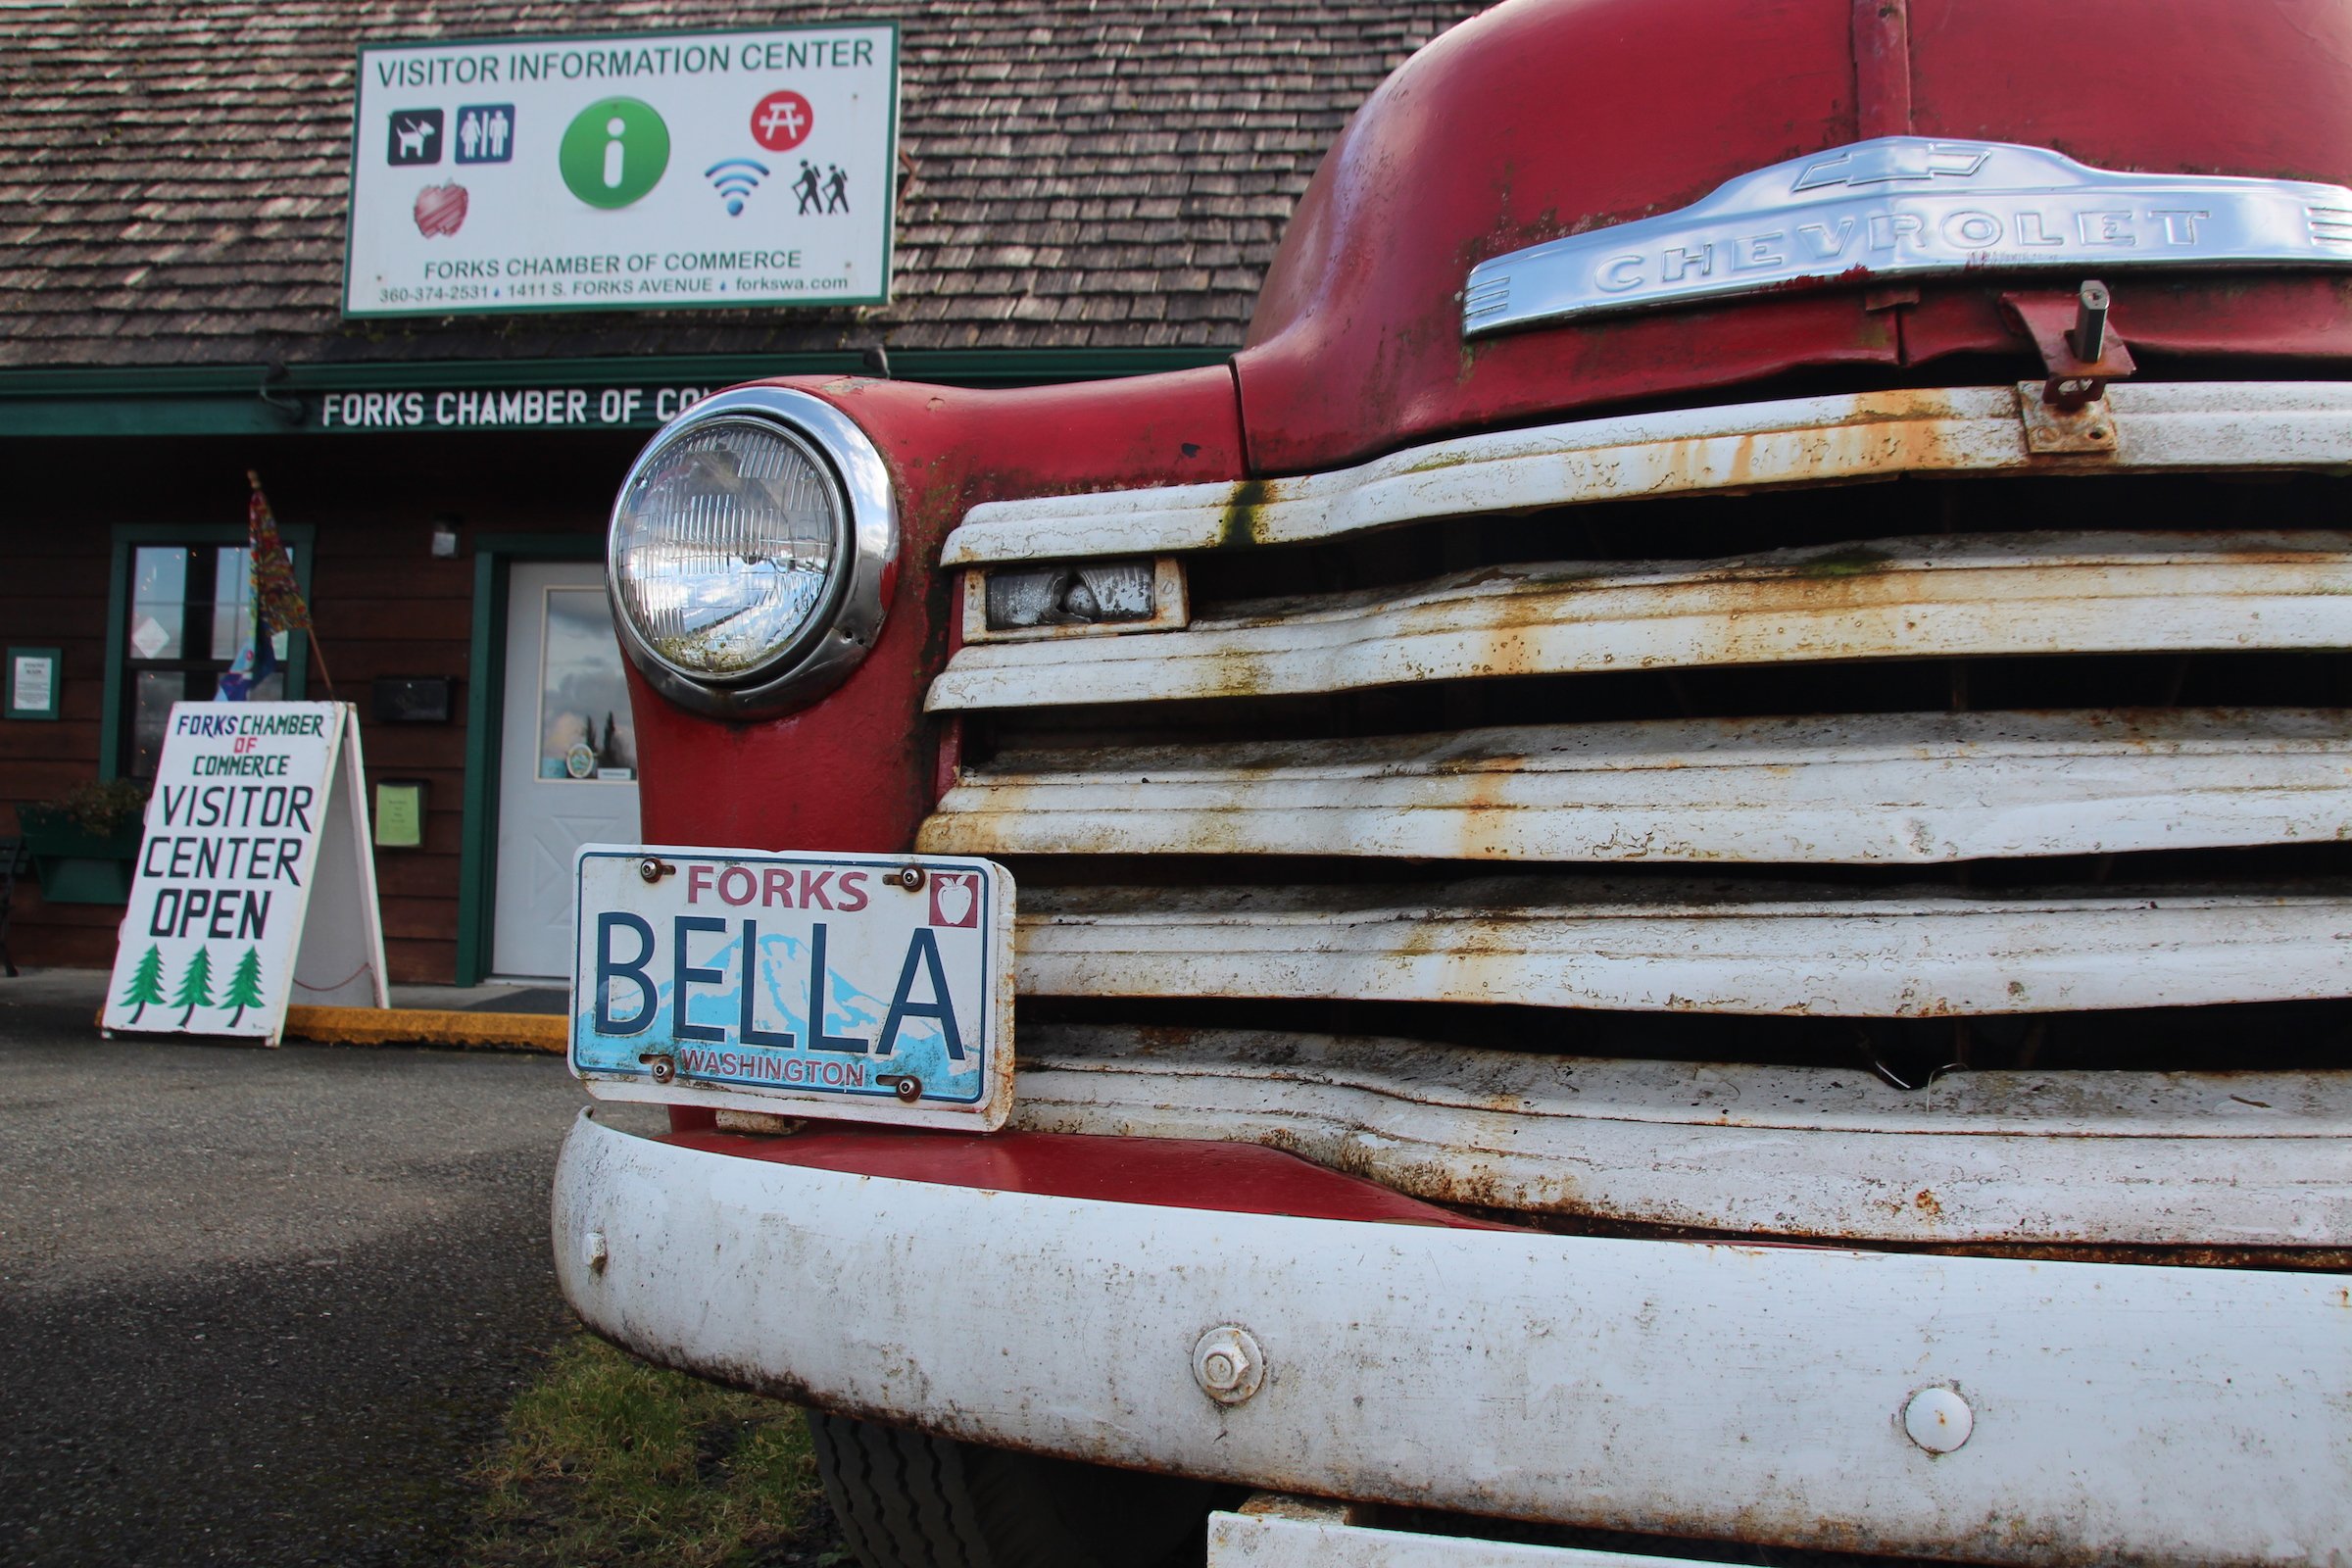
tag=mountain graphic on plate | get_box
[413,182,469,237]
[931,874,977,928]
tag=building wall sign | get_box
[345,25,898,318]
[317,384,722,430]
[1464,136,2352,337]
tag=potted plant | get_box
[19,778,149,904]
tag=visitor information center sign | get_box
[345,25,898,318]
[103,704,388,1045]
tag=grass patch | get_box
[468,1332,832,1568]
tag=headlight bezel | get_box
[607,386,898,719]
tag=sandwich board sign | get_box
[104,703,388,1044]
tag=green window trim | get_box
[100,522,317,781]
[453,533,604,987]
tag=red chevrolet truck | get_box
[553,1,2352,1562]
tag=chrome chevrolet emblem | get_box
[1462,136,2352,338]
[1792,141,1989,189]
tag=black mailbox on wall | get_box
[371,676,454,724]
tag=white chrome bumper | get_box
[553,1110,2352,1567]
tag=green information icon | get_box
[559,97,669,209]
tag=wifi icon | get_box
[704,158,769,216]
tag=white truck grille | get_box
[919,381,2352,1250]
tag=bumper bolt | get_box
[1192,1325,1265,1405]
[582,1231,609,1274]
[1903,1386,1974,1454]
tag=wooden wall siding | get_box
[0,427,643,983]
[1,518,120,967]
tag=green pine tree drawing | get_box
[221,947,266,1028]
[172,946,215,1027]
[119,945,168,1024]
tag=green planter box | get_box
[20,807,142,906]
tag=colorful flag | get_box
[248,471,312,634]
[216,472,302,702]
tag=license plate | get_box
[570,846,1015,1130]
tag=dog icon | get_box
[388,110,443,167]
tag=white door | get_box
[494,562,641,978]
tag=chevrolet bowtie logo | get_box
[1791,141,1993,191]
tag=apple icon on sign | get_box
[413,182,468,237]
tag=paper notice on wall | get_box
[103,702,389,1044]
[10,653,54,715]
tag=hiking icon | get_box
[796,162,852,215]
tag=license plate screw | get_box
[890,865,925,892]
[877,1072,923,1102]
[639,858,675,883]
[642,1054,676,1085]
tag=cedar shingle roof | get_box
[0,1,1488,368]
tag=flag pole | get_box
[304,626,338,699]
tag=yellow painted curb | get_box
[281,1004,566,1053]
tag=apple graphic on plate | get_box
[932,874,976,928]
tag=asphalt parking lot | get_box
[0,969,649,1568]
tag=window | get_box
[113,539,303,780]
[535,586,636,781]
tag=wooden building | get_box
[0,0,1474,983]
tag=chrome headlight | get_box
[609,387,897,717]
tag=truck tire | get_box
[807,1407,1224,1568]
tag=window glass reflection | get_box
[209,546,294,662]
[130,671,186,779]
[122,542,299,777]
[538,588,635,782]
[129,547,187,661]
